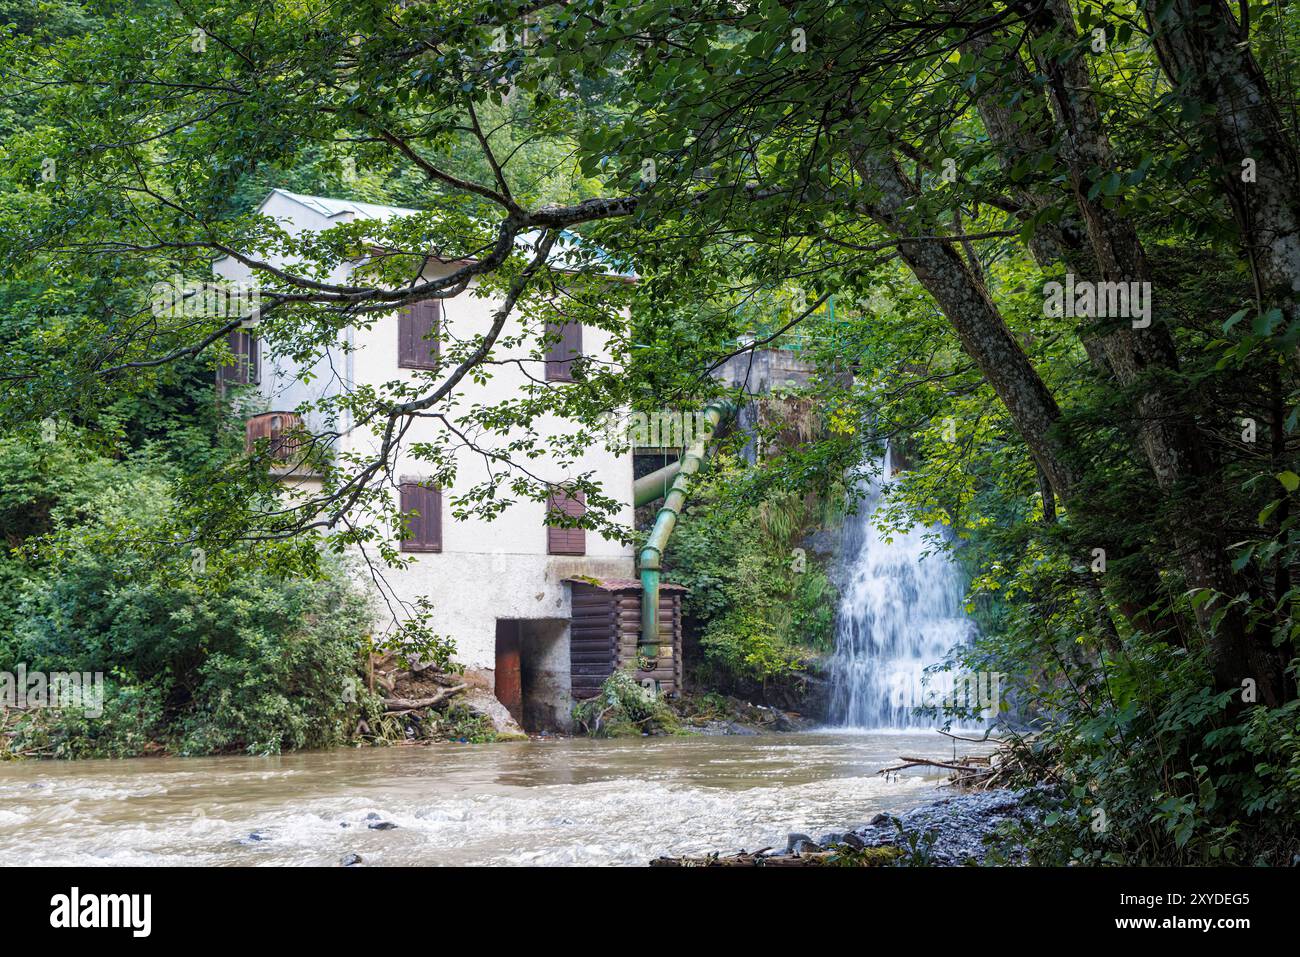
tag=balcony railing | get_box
[245,412,319,474]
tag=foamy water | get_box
[829,448,979,729]
[0,732,985,866]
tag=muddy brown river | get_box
[0,731,985,865]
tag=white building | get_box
[215,190,639,730]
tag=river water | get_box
[0,732,984,866]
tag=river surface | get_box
[0,732,984,866]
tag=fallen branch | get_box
[882,756,991,774]
[382,683,468,712]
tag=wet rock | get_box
[340,853,363,867]
[367,821,398,831]
[818,832,844,846]
[786,832,814,853]
[653,789,1046,867]
[459,687,526,739]
[843,789,1042,865]
[235,831,269,845]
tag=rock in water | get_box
[459,687,527,739]
[340,853,362,867]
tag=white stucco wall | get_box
[216,191,636,673]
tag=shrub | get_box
[0,433,385,757]
[573,671,681,737]
[664,476,836,689]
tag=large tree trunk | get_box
[849,148,1082,502]
[959,29,1094,275]
[1019,0,1285,702]
[1145,0,1300,327]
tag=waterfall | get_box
[828,446,978,729]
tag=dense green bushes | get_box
[664,466,838,690]
[0,430,380,758]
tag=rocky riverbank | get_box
[670,691,819,736]
[651,788,1044,866]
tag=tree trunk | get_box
[850,148,1082,502]
[1145,0,1300,330]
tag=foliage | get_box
[824,845,905,867]
[665,462,837,687]
[0,429,384,757]
[3,0,1300,866]
[572,670,681,738]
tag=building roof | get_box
[269,189,419,222]
[563,577,688,592]
[262,189,635,279]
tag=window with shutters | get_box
[399,482,442,552]
[219,328,259,385]
[398,300,441,370]
[546,489,586,556]
[544,321,582,382]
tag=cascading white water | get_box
[829,447,977,729]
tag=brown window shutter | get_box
[220,329,255,384]
[399,300,440,370]
[249,332,260,385]
[544,321,582,382]
[400,482,442,552]
[546,489,586,555]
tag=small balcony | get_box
[245,412,323,477]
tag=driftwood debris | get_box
[651,849,831,867]
[880,752,999,788]
[651,844,904,867]
[382,683,468,713]
[878,729,1045,791]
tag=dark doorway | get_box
[494,620,523,726]
[495,618,572,732]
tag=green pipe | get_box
[633,460,682,507]
[638,399,737,672]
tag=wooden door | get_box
[494,620,522,724]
